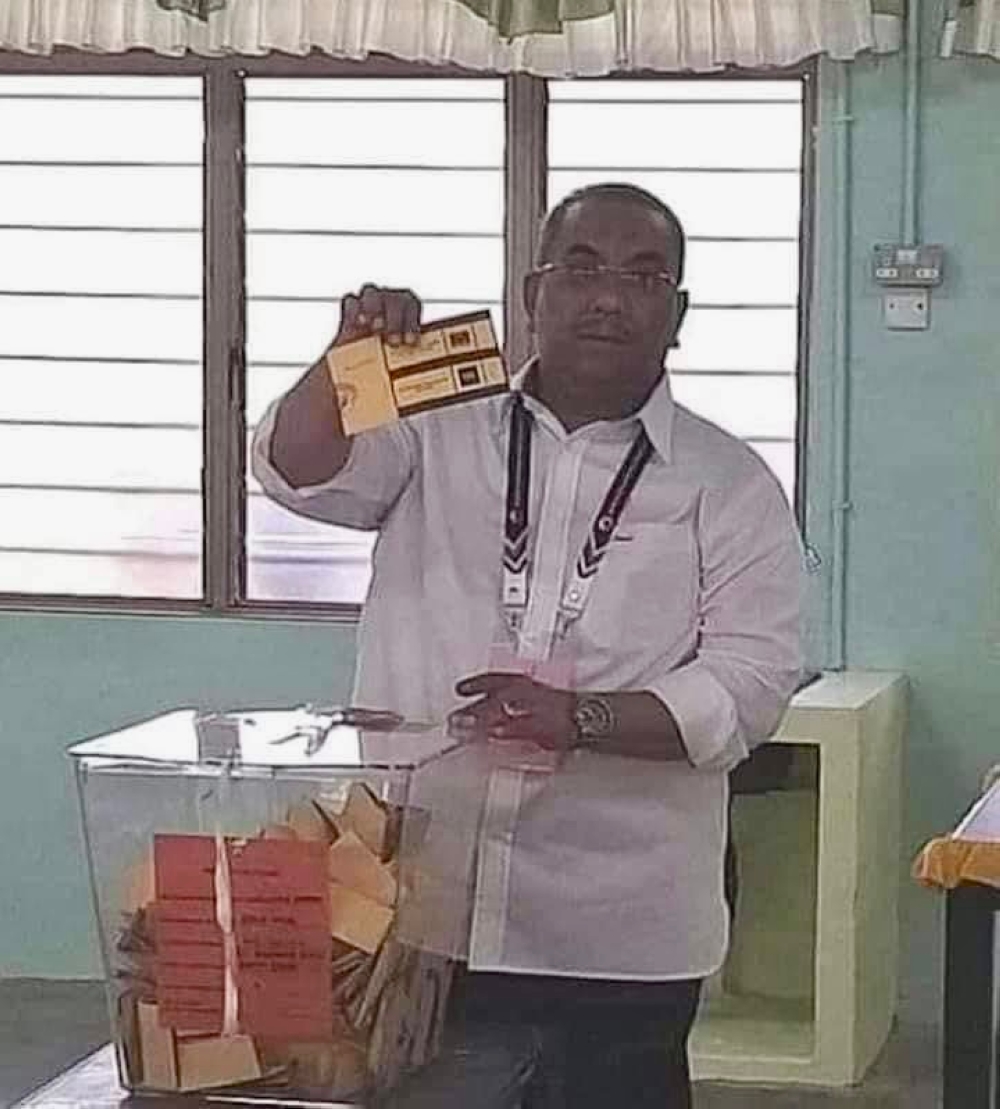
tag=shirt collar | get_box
[497,359,675,463]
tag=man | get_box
[252,183,804,1107]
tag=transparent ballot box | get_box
[68,708,483,1103]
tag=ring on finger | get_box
[501,698,530,718]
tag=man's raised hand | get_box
[334,284,423,349]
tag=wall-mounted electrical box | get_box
[872,244,945,331]
[872,244,945,287]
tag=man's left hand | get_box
[450,672,576,751]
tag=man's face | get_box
[524,196,687,400]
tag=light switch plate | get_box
[883,291,929,330]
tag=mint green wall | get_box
[826,37,1000,1023]
[2,18,999,1033]
[0,614,355,976]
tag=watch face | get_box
[574,695,614,741]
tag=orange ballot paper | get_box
[153,834,332,1040]
[326,310,507,435]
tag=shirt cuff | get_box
[649,662,747,772]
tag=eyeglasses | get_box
[531,262,680,295]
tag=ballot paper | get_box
[953,778,1000,841]
[152,834,332,1039]
[326,310,506,435]
[117,783,453,1097]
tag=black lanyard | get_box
[501,393,654,640]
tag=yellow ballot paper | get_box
[326,310,507,436]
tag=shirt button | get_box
[567,588,581,603]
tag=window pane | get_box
[0,97,200,162]
[246,96,503,168]
[0,426,200,489]
[252,78,502,101]
[0,164,201,226]
[671,374,796,441]
[550,80,799,102]
[672,308,799,373]
[247,234,503,302]
[550,169,802,239]
[1,295,202,361]
[0,76,195,97]
[0,75,203,600]
[0,550,197,598]
[248,168,502,235]
[0,489,200,598]
[749,441,795,505]
[549,102,801,170]
[244,76,504,605]
[547,78,803,502]
[246,366,305,429]
[0,229,200,295]
[1,360,200,425]
[246,494,375,605]
[686,241,798,306]
[0,487,200,546]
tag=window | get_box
[0,60,808,614]
[243,78,504,604]
[548,80,803,502]
[0,75,203,598]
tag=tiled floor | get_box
[0,978,941,1108]
[694,1023,940,1108]
[1,980,110,1107]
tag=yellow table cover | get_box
[912,838,1000,891]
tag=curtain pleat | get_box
[941,0,1000,58]
[0,0,901,71]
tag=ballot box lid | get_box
[67,708,458,772]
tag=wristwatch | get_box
[571,694,615,749]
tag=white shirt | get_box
[252,370,804,980]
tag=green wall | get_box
[832,39,1000,1023]
[0,614,355,976]
[2,15,1000,1032]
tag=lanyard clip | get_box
[554,609,576,641]
[503,605,525,635]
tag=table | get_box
[943,881,1000,1108]
[931,772,1000,1108]
[13,1028,538,1109]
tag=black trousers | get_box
[448,968,703,1109]
[442,803,741,1107]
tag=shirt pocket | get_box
[578,520,698,654]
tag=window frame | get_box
[0,49,815,622]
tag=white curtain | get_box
[0,0,901,73]
[940,0,1000,58]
